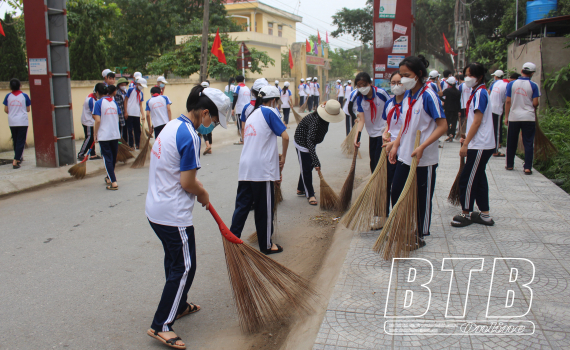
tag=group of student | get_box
[297,77,321,112]
[333,79,356,135]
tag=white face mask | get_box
[120,86,127,92]
[137,85,143,91]
[358,86,371,95]
[391,84,406,96]
[401,76,418,90]
[464,76,478,88]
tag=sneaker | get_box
[451,213,473,227]
[471,211,495,226]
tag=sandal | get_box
[493,152,505,157]
[263,244,284,255]
[147,329,186,349]
[104,176,111,184]
[308,197,317,206]
[505,167,513,171]
[233,141,243,145]
[90,155,102,160]
[296,190,306,196]
[202,147,212,155]
[176,302,201,320]
[106,185,119,191]
[525,170,533,175]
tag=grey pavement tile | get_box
[544,244,570,264]
[468,329,552,349]
[543,331,570,350]
[496,241,557,260]
[490,227,543,243]
[537,232,570,245]
[530,301,570,333]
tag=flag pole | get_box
[242,43,245,76]
[206,51,213,79]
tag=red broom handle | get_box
[207,204,244,244]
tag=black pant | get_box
[492,113,504,153]
[236,114,243,141]
[154,124,165,139]
[506,121,536,170]
[391,161,438,238]
[300,96,305,107]
[369,136,383,173]
[78,125,97,158]
[307,96,313,111]
[230,181,275,252]
[201,133,212,144]
[10,126,27,161]
[121,124,129,144]
[386,161,397,216]
[148,221,197,333]
[296,148,315,198]
[446,110,459,137]
[345,114,356,136]
[459,149,493,212]
[282,108,290,125]
[338,96,344,106]
[127,116,141,148]
[99,140,118,183]
[313,96,320,109]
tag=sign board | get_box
[29,58,47,75]
[392,36,408,53]
[237,42,252,70]
[378,0,397,18]
[306,56,326,66]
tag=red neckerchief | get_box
[364,86,378,123]
[152,93,160,97]
[238,83,246,87]
[502,79,509,83]
[88,93,97,100]
[466,84,486,117]
[386,101,402,131]
[12,90,23,96]
[135,87,141,102]
[104,96,114,102]
[402,85,430,134]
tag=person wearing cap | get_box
[93,84,121,190]
[312,77,321,111]
[457,73,471,140]
[305,77,314,111]
[200,81,210,88]
[298,78,307,108]
[440,70,452,91]
[505,62,540,175]
[280,81,292,128]
[488,70,508,157]
[156,76,168,95]
[145,85,229,349]
[232,75,251,144]
[441,76,461,141]
[77,84,102,161]
[145,86,172,138]
[102,69,116,86]
[336,79,344,106]
[239,78,269,142]
[115,77,129,143]
[124,77,147,149]
[344,80,353,100]
[3,78,31,169]
[229,85,289,254]
[428,70,443,97]
[274,80,281,94]
[344,85,359,136]
[130,72,142,88]
[295,100,344,206]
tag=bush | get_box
[534,101,570,192]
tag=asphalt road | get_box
[0,117,370,350]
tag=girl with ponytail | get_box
[93,83,120,190]
[386,55,448,248]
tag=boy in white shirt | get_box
[93,84,121,190]
[146,86,172,138]
[124,78,147,149]
[3,78,31,169]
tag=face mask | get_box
[358,86,371,95]
[391,84,406,96]
[464,76,478,88]
[120,86,127,92]
[137,85,143,91]
[197,123,215,135]
[401,76,418,90]
[159,83,165,88]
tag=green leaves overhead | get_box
[0,13,28,81]
[331,0,373,45]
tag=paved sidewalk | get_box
[314,141,570,349]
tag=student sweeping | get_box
[115,78,129,143]
[232,75,250,144]
[312,77,321,110]
[145,85,229,349]
[451,62,496,227]
[78,84,101,161]
[3,78,31,169]
[229,85,289,254]
[336,79,344,106]
[352,72,390,173]
[442,76,461,141]
[280,81,292,128]
[306,77,314,111]
[146,86,172,138]
[124,78,147,149]
[298,78,307,107]
[93,84,121,191]
[387,55,448,249]
[489,70,508,157]
[295,100,345,206]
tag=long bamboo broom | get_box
[340,125,362,158]
[291,106,304,124]
[448,132,466,206]
[208,204,319,333]
[248,172,283,244]
[341,147,388,232]
[117,142,134,163]
[373,130,421,260]
[338,144,359,212]
[318,170,339,210]
[534,112,557,161]
[68,146,93,179]
[131,124,152,168]
[120,137,134,151]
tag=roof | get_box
[224,0,302,22]
[507,15,570,39]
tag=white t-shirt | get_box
[298,84,307,97]
[345,85,353,97]
[280,90,292,108]
[81,93,97,127]
[336,84,344,97]
[489,79,508,115]
[234,84,251,115]
[146,94,172,127]
[506,77,540,122]
[313,83,320,96]
[356,87,390,137]
[225,84,236,93]
[398,88,445,167]
[146,115,201,227]
[382,97,403,142]
[93,97,121,141]
[126,87,144,117]
[240,102,255,122]
[307,83,315,96]
[239,106,287,182]
[466,85,495,150]
[440,80,450,91]
[3,91,31,127]
[343,89,359,116]
[459,83,471,109]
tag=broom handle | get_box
[208,204,244,245]
[357,131,362,143]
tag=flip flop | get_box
[90,155,102,160]
[147,329,186,349]
[176,303,200,320]
[525,170,533,175]
[308,198,317,206]
[296,190,306,196]
[493,153,505,157]
[263,244,284,255]
[505,167,514,171]
[104,176,111,184]
[106,185,119,191]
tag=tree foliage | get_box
[331,0,373,45]
[0,13,28,81]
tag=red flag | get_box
[443,33,457,56]
[288,49,294,69]
[211,28,227,64]
[0,21,5,37]
[317,31,321,45]
[306,39,311,52]
[326,31,329,44]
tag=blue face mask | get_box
[159,83,165,88]
[197,122,215,135]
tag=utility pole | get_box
[454,0,469,74]
[199,0,210,82]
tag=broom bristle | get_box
[340,126,358,156]
[248,232,258,243]
[275,182,283,205]
[292,107,304,124]
[246,181,282,245]
[222,239,319,333]
[373,131,421,260]
[131,136,151,168]
[68,161,87,179]
[318,170,339,210]
[534,118,557,161]
[338,148,359,212]
[448,156,465,206]
[517,131,525,154]
[341,148,388,231]
[117,143,134,163]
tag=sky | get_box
[0,0,367,50]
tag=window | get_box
[278,25,283,37]
[268,22,273,35]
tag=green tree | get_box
[0,13,28,81]
[331,0,373,45]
